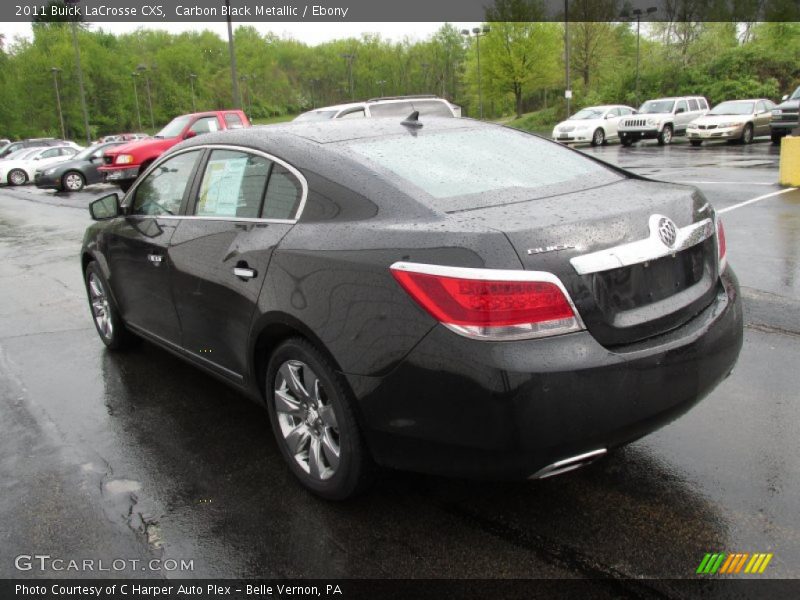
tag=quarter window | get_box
[262,164,303,220]
[194,149,270,219]
[131,150,201,216]
[339,109,366,119]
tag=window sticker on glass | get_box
[197,157,249,217]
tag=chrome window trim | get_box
[389,261,586,340]
[570,215,714,276]
[125,143,308,223]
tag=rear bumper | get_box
[346,269,743,479]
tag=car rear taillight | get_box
[716,217,727,272]
[390,262,584,341]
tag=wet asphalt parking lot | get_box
[0,135,798,592]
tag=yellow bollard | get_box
[779,135,800,186]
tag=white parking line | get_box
[717,188,797,214]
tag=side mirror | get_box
[183,130,197,140]
[90,155,103,163]
[89,193,121,221]
[605,114,613,120]
[676,107,686,114]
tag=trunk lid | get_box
[451,179,720,346]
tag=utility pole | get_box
[564,0,571,119]
[622,6,658,106]
[189,73,197,113]
[68,19,91,144]
[376,79,386,97]
[340,53,355,100]
[137,65,155,131]
[50,67,65,140]
[225,0,241,109]
[131,72,142,131]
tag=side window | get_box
[262,164,303,220]
[700,98,709,110]
[688,99,699,111]
[132,150,201,216]
[40,148,61,159]
[189,116,220,135]
[224,113,244,129]
[339,109,365,119]
[675,100,688,113]
[194,149,270,219]
[60,147,75,156]
[756,101,767,113]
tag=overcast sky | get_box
[0,21,470,47]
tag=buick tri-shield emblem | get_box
[657,217,678,247]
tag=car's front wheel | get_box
[771,132,783,145]
[8,169,27,186]
[621,137,634,147]
[657,124,673,145]
[84,261,136,350]
[740,124,754,145]
[690,140,703,147]
[590,128,605,147]
[266,338,373,500]
[62,171,85,192]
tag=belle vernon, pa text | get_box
[16,584,344,597]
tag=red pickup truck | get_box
[100,110,250,191]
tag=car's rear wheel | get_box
[657,125,673,145]
[62,171,85,192]
[84,262,136,350]
[8,169,27,186]
[590,128,605,147]
[740,124,754,145]
[266,338,373,500]
[690,140,703,147]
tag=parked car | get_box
[0,138,66,159]
[770,86,800,144]
[34,141,123,192]
[618,96,709,146]
[0,145,78,186]
[686,99,776,146]
[81,117,742,499]
[99,110,250,192]
[552,105,638,146]
[294,95,459,121]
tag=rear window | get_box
[224,113,245,129]
[369,100,453,118]
[345,127,621,212]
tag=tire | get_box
[690,140,703,147]
[265,337,373,500]
[84,261,137,350]
[590,128,605,147]
[62,171,85,192]
[7,169,27,186]
[621,137,634,147]
[740,124,754,145]
[771,132,783,145]
[657,124,673,145]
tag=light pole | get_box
[239,74,250,114]
[564,0,571,119]
[189,73,197,113]
[131,72,142,131]
[421,62,429,93]
[225,0,242,109]
[64,0,91,144]
[376,79,386,97]
[461,26,490,119]
[310,78,319,108]
[340,53,355,100]
[137,64,155,131]
[622,6,658,106]
[50,67,65,140]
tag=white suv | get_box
[294,95,459,121]
[618,96,709,146]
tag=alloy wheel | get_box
[593,129,605,146]
[274,360,341,481]
[662,127,672,144]
[88,272,113,340]
[64,172,84,191]
[8,169,26,186]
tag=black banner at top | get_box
[3,0,800,23]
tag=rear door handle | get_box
[147,253,163,265]
[233,267,257,280]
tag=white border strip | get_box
[717,188,797,214]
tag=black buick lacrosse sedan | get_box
[81,117,743,499]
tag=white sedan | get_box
[552,105,638,146]
[0,145,78,186]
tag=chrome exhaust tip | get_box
[529,448,607,480]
